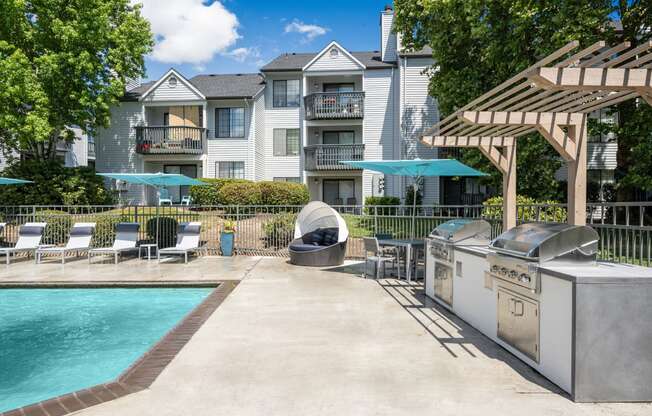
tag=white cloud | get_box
[135,0,240,65]
[284,20,328,43]
[224,47,260,63]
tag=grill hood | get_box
[430,219,491,243]
[490,222,599,264]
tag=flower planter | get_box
[220,232,234,256]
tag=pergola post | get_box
[502,144,517,230]
[566,115,588,225]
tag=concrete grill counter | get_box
[426,222,652,402]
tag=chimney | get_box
[380,6,397,62]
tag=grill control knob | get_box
[491,265,500,272]
[500,267,508,276]
[519,274,531,283]
[509,271,519,279]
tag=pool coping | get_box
[0,281,239,416]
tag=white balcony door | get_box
[163,165,197,203]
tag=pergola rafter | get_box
[421,40,652,227]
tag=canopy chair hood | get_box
[289,201,349,267]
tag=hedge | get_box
[189,178,250,205]
[262,213,297,249]
[190,179,309,206]
[483,195,566,223]
[364,196,400,215]
[35,210,73,245]
[146,216,179,248]
[259,181,309,205]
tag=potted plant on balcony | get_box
[220,220,236,256]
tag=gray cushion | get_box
[19,225,45,236]
[178,223,201,235]
[115,222,140,233]
[69,226,95,236]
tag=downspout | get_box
[245,98,252,180]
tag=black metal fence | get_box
[0,203,649,266]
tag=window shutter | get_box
[273,129,286,156]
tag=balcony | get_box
[304,92,364,120]
[135,126,205,155]
[304,144,365,171]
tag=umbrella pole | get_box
[411,180,418,239]
[156,186,160,247]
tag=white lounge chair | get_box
[158,188,172,205]
[88,222,140,264]
[0,222,46,265]
[158,222,201,263]
[36,222,96,264]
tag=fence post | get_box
[32,205,36,223]
[374,206,378,235]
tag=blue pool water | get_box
[0,287,213,412]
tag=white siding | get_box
[304,46,363,72]
[65,127,89,167]
[400,56,440,204]
[95,101,145,201]
[588,142,617,170]
[380,12,397,62]
[142,73,203,102]
[362,69,397,200]
[253,93,266,181]
[206,99,254,180]
[264,74,301,179]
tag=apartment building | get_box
[95,7,442,205]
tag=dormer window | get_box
[329,48,339,58]
[168,76,178,88]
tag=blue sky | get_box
[140,0,392,81]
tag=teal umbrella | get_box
[97,172,208,245]
[0,177,32,185]
[339,159,488,237]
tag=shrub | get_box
[483,195,566,223]
[146,216,178,248]
[0,159,114,205]
[92,214,129,248]
[189,178,250,205]
[259,181,309,206]
[217,182,263,205]
[35,210,73,245]
[262,213,296,249]
[364,196,400,215]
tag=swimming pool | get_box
[0,287,213,412]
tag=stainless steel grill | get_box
[426,219,491,306]
[488,222,599,363]
[488,222,599,292]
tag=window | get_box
[323,131,355,145]
[323,83,355,93]
[273,80,300,107]
[168,76,178,88]
[273,177,301,183]
[215,161,245,179]
[329,48,339,58]
[273,129,300,156]
[215,108,245,138]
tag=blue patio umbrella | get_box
[0,177,32,185]
[97,172,209,244]
[339,159,488,237]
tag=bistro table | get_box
[377,238,425,282]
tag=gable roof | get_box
[139,69,206,101]
[261,51,395,72]
[302,41,366,71]
[122,73,265,101]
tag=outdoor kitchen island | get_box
[442,224,652,403]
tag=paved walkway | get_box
[2,256,650,415]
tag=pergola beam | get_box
[530,67,652,91]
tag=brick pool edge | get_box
[0,281,239,416]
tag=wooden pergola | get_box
[421,40,652,230]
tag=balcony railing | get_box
[135,126,205,154]
[304,92,365,120]
[304,144,365,170]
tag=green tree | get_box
[0,0,153,160]
[393,0,616,200]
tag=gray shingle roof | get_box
[190,73,265,99]
[123,73,264,101]
[399,46,433,57]
[261,51,395,72]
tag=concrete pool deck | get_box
[1,256,650,415]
